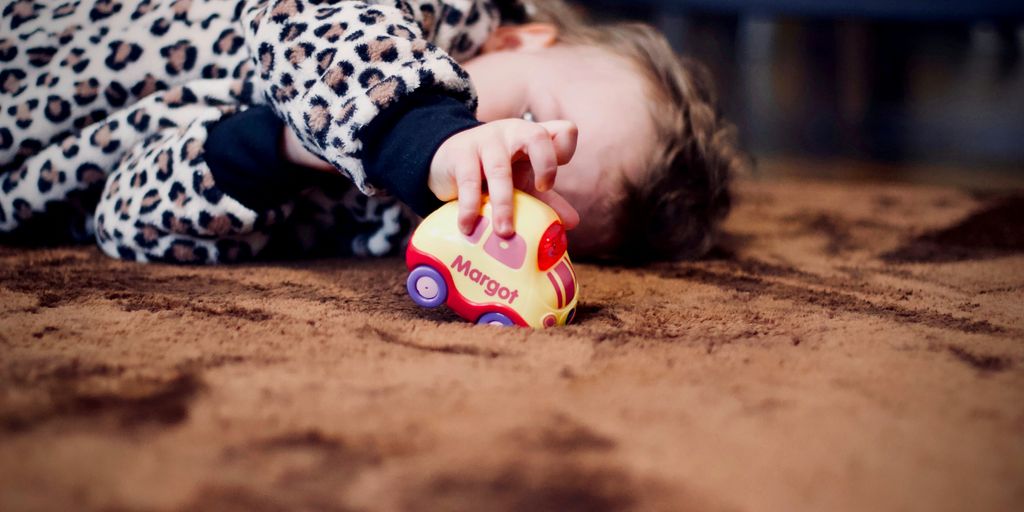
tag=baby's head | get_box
[462,0,747,263]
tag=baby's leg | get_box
[91,94,271,263]
[2,76,287,263]
[93,119,417,264]
[1,78,253,247]
[84,78,412,264]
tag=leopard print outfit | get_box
[0,0,505,263]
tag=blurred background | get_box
[572,0,1024,189]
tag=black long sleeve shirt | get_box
[203,94,480,217]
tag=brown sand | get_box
[1,178,1022,511]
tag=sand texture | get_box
[1,179,1022,511]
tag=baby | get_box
[0,0,744,264]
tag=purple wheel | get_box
[477,312,515,327]
[407,266,447,308]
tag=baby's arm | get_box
[238,0,577,235]
[274,106,581,238]
[239,0,498,193]
[276,101,580,237]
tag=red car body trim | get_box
[406,243,530,327]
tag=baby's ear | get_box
[482,23,558,53]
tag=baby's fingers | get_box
[452,151,483,235]
[522,127,558,192]
[480,141,515,238]
[538,120,578,166]
[532,189,580,230]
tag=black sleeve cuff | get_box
[361,93,481,217]
[203,106,328,213]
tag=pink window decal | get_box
[465,216,489,244]
[484,232,526,270]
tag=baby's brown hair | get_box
[520,0,748,263]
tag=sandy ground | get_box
[1,178,1022,512]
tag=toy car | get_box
[405,190,579,328]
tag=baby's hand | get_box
[429,119,580,238]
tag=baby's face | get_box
[463,40,657,255]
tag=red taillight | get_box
[537,221,566,271]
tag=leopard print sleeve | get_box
[239,0,499,195]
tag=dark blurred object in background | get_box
[574,0,1024,187]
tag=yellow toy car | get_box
[405,191,579,328]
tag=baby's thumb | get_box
[538,120,578,166]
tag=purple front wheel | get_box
[477,312,515,327]
[407,266,447,308]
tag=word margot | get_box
[450,255,521,305]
